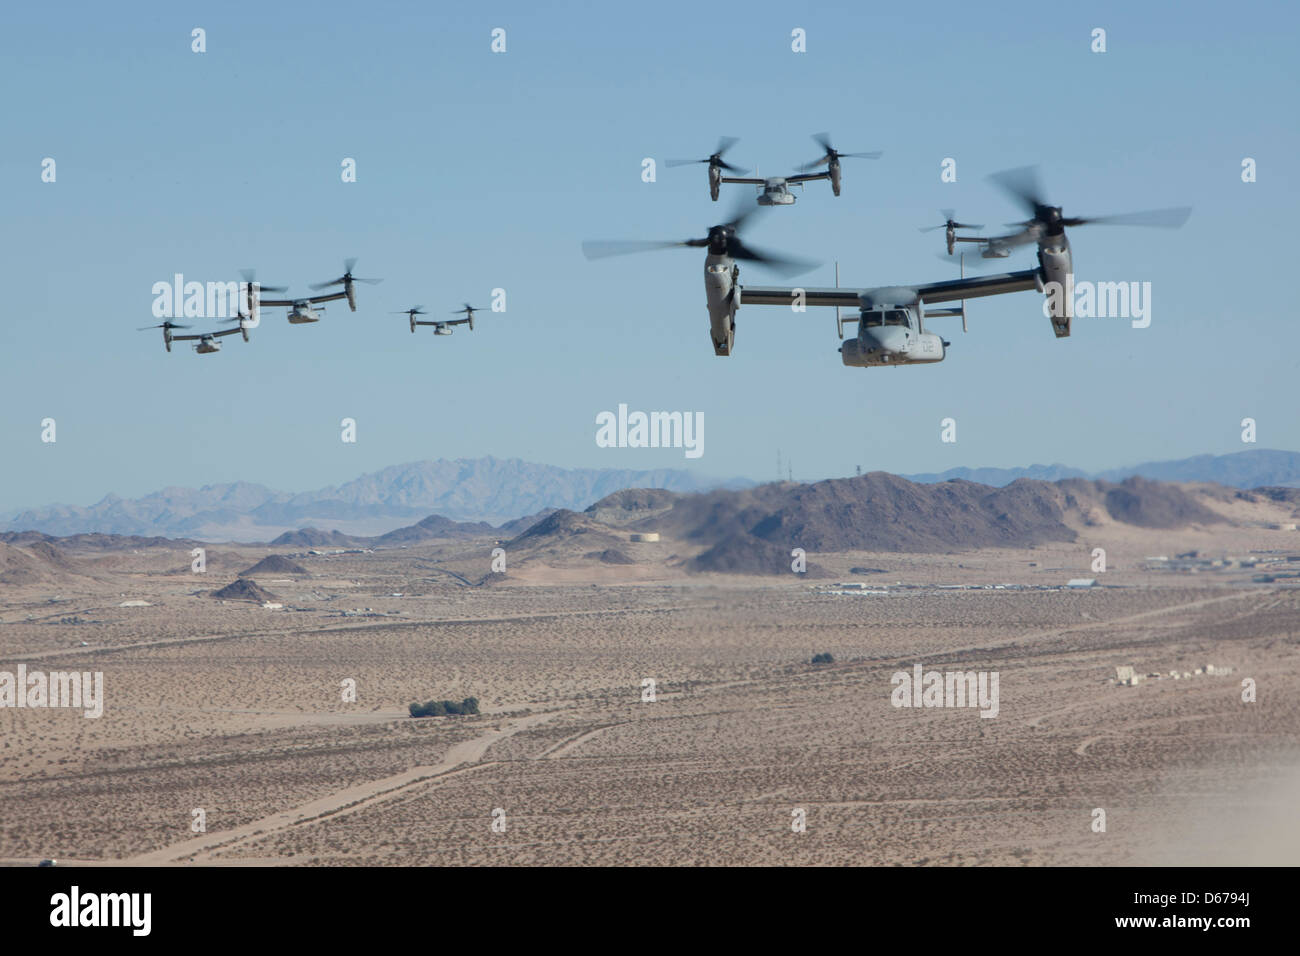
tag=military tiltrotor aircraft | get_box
[139,315,252,354]
[668,134,880,205]
[932,169,1192,277]
[242,259,382,324]
[239,269,338,324]
[583,167,1190,364]
[394,303,482,335]
[919,210,986,255]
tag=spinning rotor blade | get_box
[989,165,1191,236]
[582,197,813,275]
[309,257,383,290]
[1060,207,1193,229]
[725,238,817,277]
[801,132,881,170]
[989,165,1048,216]
[239,269,287,293]
[390,306,427,315]
[665,136,749,173]
[919,208,984,232]
[138,321,191,330]
[581,239,697,259]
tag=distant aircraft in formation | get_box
[393,303,484,336]
[667,133,881,205]
[140,258,492,356]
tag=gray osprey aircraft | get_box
[243,259,382,324]
[239,269,342,325]
[668,134,881,205]
[394,303,481,335]
[139,315,252,354]
[583,167,1190,364]
[919,210,986,255]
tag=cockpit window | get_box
[862,308,911,328]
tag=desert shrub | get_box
[811,652,834,665]
[409,697,480,718]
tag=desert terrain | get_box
[1,475,1298,866]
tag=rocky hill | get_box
[580,473,1228,574]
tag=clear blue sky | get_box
[1,0,1296,512]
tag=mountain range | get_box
[0,457,747,541]
[900,448,1300,489]
[4,449,1298,542]
[572,472,1238,575]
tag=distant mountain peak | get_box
[902,448,1300,491]
[4,456,750,542]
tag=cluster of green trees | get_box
[810,652,834,665]
[409,697,480,718]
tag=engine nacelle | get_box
[345,283,357,312]
[704,255,738,355]
[829,160,841,197]
[1037,237,1074,338]
[709,165,721,201]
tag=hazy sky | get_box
[2,0,1296,512]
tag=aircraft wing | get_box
[720,176,766,185]
[211,326,245,338]
[446,317,472,326]
[739,286,860,308]
[169,333,204,342]
[740,268,1042,309]
[253,290,348,308]
[784,172,830,184]
[906,269,1042,304]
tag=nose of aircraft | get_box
[860,326,908,356]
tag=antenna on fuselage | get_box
[960,252,968,332]
[835,261,843,339]
[922,253,969,332]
